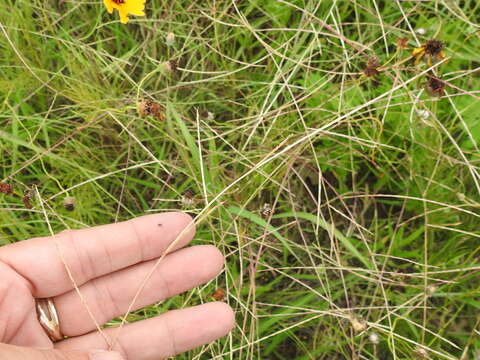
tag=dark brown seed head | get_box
[364,67,380,77]
[63,197,75,211]
[426,75,445,97]
[169,60,177,71]
[23,190,34,209]
[22,195,32,209]
[363,57,381,78]
[183,189,194,199]
[424,40,444,57]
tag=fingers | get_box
[56,302,235,360]
[0,212,195,297]
[0,262,50,347]
[54,245,224,336]
[0,343,124,360]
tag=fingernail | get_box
[89,350,125,360]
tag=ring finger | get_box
[56,302,235,360]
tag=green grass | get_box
[1,0,480,358]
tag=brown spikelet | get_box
[425,75,445,97]
[396,37,409,49]
[63,197,75,211]
[363,57,380,77]
[138,100,165,121]
[23,190,34,209]
[211,288,226,301]
[0,182,13,195]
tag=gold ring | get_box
[35,298,63,342]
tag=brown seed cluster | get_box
[211,288,225,301]
[363,57,381,78]
[399,38,448,97]
[162,60,178,74]
[183,189,194,199]
[23,189,34,209]
[138,100,164,121]
[0,182,13,195]
[168,60,177,72]
[424,40,444,58]
[396,37,409,49]
[181,189,195,207]
[412,39,446,66]
[425,75,445,97]
[261,203,272,219]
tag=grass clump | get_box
[1,0,480,359]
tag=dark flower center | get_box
[112,0,126,4]
[424,40,444,56]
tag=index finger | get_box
[0,212,195,297]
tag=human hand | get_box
[0,212,234,359]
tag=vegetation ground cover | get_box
[1,1,480,359]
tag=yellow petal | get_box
[125,1,145,13]
[119,11,130,24]
[414,53,424,65]
[412,47,424,57]
[103,0,114,13]
[128,8,145,16]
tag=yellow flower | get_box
[412,40,446,65]
[103,0,146,24]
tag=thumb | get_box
[0,343,125,360]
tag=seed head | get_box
[138,100,164,120]
[162,60,178,74]
[166,32,175,46]
[425,75,445,97]
[0,182,13,195]
[396,37,409,49]
[181,190,195,207]
[349,315,367,333]
[261,203,272,219]
[211,288,226,301]
[23,189,34,209]
[63,197,75,211]
[426,284,437,296]
[416,109,430,120]
[363,57,380,77]
[424,40,444,57]
[368,331,380,345]
[413,346,430,359]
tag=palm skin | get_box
[0,213,234,359]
